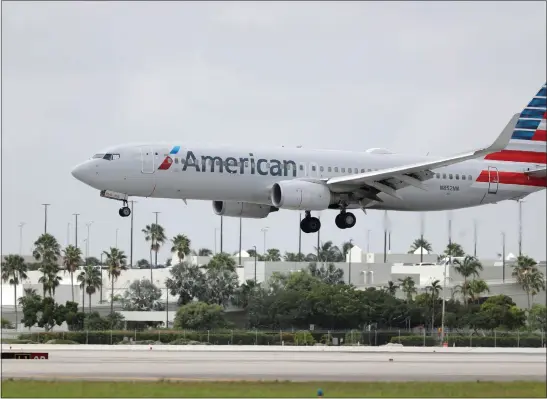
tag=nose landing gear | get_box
[119,204,131,217]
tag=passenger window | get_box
[328,167,332,172]
[462,175,466,180]
[312,165,316,171]
[455,174,459,180]
[354,168,358,173]
[174,158,179,164]
[443,174,446,179]
[468,175,472,180]
[341,168,345,173]
[449,174,453,179]
[299,165,304,171]
[436,173,440,179]
[334,167,339,172]
[320,166,324,172]
[361,169,365,173]
[367,168,371,172]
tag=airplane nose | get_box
[71,163,88,182]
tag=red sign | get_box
[30,353,48,359]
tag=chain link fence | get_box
[9,328,545,347]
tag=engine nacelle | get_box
[212,201,277,219]
[271,180,334,211]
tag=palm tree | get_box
[467,279,490,304]
[444,242,465,258]
[206,253,237,272]
[192,248,213,256]
[408,238,433,254]
[398,277,417,301]
[512,255,546,308]
[33,233,61,265]
[383,280,398,296]
[171,234,191,264]
[78,265,103,312]
[63,245,82,303]
[1,255,28,328]
[426,279,442,328]
[314,241,344,263]
[453,255,483,305]
[283,252,306,262]
[38,263,62,297]
[341,241,354,260]
[263,248,281,261]
[142,223,166,281]
[103,247,128,316]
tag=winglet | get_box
[479,113,520,154]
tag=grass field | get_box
[2,379,546,398]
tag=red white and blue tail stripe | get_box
[484,83,546,165]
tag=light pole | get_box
[348,239,353,285]
[42,204,50,234]
[502,232,506,283]
[129,200,137,268]
[73,213,80,250]
[86,221,94,264]
[214,228,219,253]
[253,245,257,283]
[115,228,119,248]
[67,222,71,246]
[298,213,302,259]
[150,211,161,283]
[420,213,425,263]
[366,229,371,253]
[220,216,224,253]
[383,211,388,263]
[441,211,452,344]
[238,217,242,266]
[518,199,524,256]
[18,222,25,255]
[261,227,269,255]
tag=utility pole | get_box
[42,204,50,234]
[130,200,136,268]
[220,216,224,253]
[73,213,80,250]
[153,211,160,281]
[502,232,506,283]
[238,217,242,266]
[18,222,25,255]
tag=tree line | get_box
[2,227,546,342]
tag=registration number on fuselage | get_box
[440,185,460,191]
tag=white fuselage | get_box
[71,143,545,212]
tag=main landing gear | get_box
[300,209,357,233]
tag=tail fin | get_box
[484,83,546,165]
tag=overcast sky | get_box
[2,1,546,264]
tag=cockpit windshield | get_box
[92,153,120,160]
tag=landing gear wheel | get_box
[300,215,321,234]
[335,212,356,229]
[119,206,131,217]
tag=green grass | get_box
[1,380,546,397]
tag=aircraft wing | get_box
[524,167,547,178]
[326,113,520,200]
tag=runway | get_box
[2,350,546,382]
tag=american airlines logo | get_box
[159,147,298,177]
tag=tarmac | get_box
[2,349,546,382]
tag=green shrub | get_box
[294,330,315,346]
[390,334,544,347]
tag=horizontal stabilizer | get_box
[524,167,547,178]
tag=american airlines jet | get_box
[72,83,546,234]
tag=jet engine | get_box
[212,201,277,219]
[271,180,335,210]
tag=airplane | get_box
[72,83,546,234]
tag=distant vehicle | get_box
[72,83,546,234]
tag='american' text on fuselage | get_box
[177,151,297,177]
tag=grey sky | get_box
[2,1,546,263]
